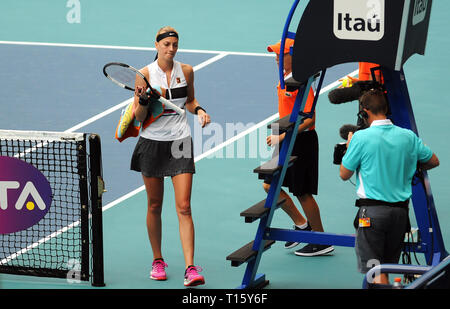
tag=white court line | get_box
[2,65,359,265]
[106,70,360,211]
[64,52,228,133]
[192,69,359,162]
[1,52,228,265]
[101,68,359,208]
[1,222,80,265]
[0,40,274,57]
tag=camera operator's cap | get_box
[267,38,295,54]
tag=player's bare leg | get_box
[142,176,165,260]
[172,173,195,268]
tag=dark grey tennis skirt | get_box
[130,136,195,178]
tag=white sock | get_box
[295,222,308,230]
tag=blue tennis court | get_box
[0,0,449,290]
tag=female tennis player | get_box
[131,26,210,287]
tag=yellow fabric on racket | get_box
[115,91,165,142]
[115,101,139,142]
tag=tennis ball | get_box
[341,77,352,88]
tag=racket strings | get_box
[103,62,184,116]
[105,66,144,89]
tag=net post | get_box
[77,136,90,282]
[88,134,106,287]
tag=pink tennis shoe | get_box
[184,265,205,287]
[150,259,168,281]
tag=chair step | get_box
[240,197,286,223]
[226,240,276,267]
[284,72,304,91]
[267,114,294,133]
[284,71,320,91]
[253,156,297,176]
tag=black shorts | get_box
[263,129,318,197]
[130,136,195,178]
[354,206,409,274]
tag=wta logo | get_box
[0,156,52,234]
[333,0,385,41]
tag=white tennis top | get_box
[140,60,190,141]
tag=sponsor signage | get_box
[0,156,52,234]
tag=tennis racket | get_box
[102,62,185,116]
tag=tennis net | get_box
[0,130,105,286]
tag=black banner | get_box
[291,0,432,83]
[401,0,433,69]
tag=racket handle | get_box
[158,96,186,116]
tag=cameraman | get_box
[339,89,439,284]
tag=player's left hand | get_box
[198,110,211,128]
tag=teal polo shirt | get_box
[342,119,433,202]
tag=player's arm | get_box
[182,64,200,113]
[134,67,168,122]
[134,67,150,122]
[182,64,210,127]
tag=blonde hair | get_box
[155,26,179,41]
